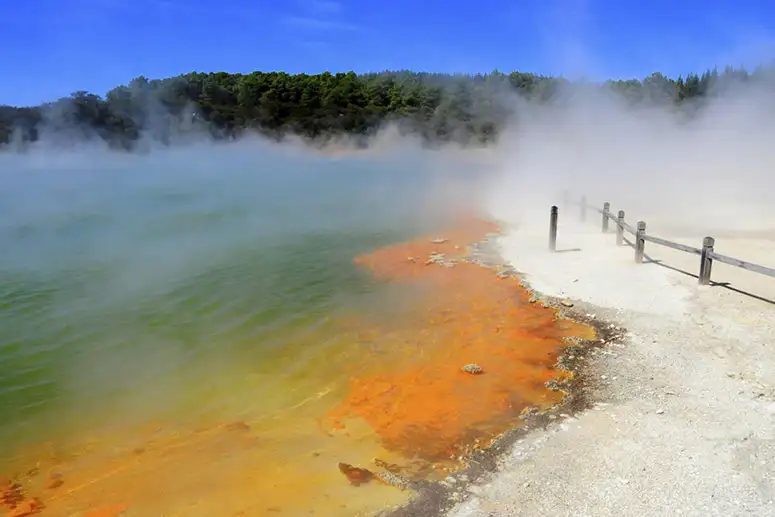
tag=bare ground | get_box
[444,219,775,517]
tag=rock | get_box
[425,253,446,265]
[461,363,484,375]
[1,479,24,508]
[560,300,574,307]
[545,379,564,391]
[338,463,374,486]
[519,406,539,420]
[7,498,44,517]
[375,471,410,490]
[656,409,665,415]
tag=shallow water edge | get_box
[382,228,622,517]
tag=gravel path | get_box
[445,218,775,517]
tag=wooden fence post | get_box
[580,196,587,223]
[549,205,558,252]
[635,221,646,263]
[616,210,625,246]
[602,202,610,233]
[699,236,715,285]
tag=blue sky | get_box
[2,0,775,106]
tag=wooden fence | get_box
[547,193,775,285]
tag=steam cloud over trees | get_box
[0,66,767,150]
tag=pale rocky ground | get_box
[445,216,775,517]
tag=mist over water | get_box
[0,141,484,457]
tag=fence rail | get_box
[549,193,775,285]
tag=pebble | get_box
[560,300,574,307]
[656,409,665,415]
[461,363,484,375]
[375,471,410,491]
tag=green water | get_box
[0,144,467,459]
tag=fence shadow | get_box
[643,254,775,306]
[563,195,775,307]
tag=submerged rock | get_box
[338,463,374,486]
[461,363,484,375]
[45,471,63,490]
[1,479,24,509]
[7,498,44,517]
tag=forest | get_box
[0,66,765,150]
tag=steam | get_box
[5,9,775,453]
[482,73,775,236]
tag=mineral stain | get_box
[0,218,594,516]
[325,219,595,465]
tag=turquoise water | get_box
[0,143,470,459]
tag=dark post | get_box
[699,236,715,285]
[602,202,610,233]
[635,221,646,263]
[580,196,587,223]
[549,205,558,252]
[616,210,625,246]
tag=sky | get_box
[2,0,775,106]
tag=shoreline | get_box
[434,218,775,517]
[382,228,626,517]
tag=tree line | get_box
[0,66,768,150]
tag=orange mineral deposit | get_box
[326,219,593,462]
[0,217,593,517]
